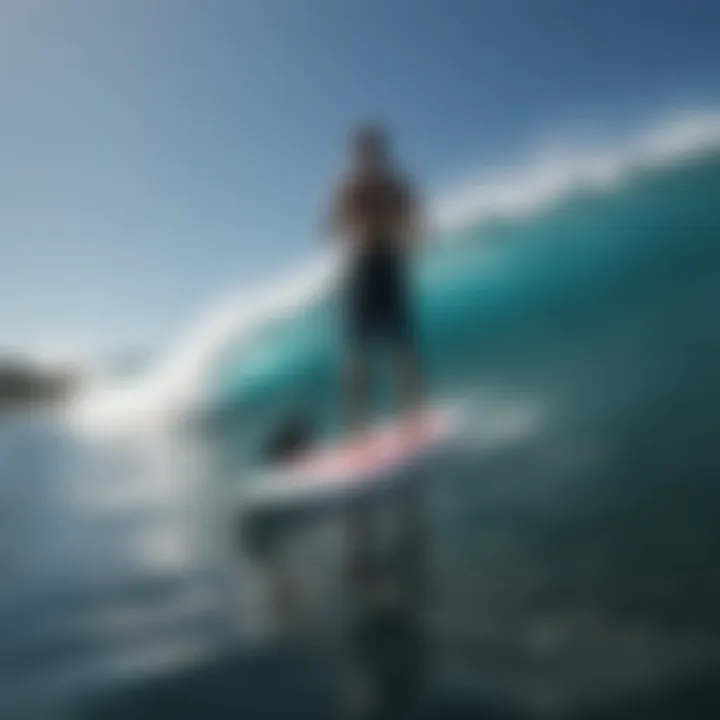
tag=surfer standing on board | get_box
[326,123,425,432]
[325,125,429,718]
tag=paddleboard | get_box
[238,405,459,523]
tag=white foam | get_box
[68,251,341,435]
[432,108,720,232]
[67,109,720,437]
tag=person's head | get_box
[350,122,390,174]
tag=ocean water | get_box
[3,118,720,717]
[0,412,233,718]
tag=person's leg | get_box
[343,247,376,434]
[380,246,423,419]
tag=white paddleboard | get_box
[239,404,460,518]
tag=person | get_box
[325,124,429,718]
[326,123,425,433]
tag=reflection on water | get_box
[0,416,232,718]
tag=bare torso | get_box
[332,171,416,253]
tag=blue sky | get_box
[1,0,719,359]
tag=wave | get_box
[433,107,720,231]
[67,108,720,437]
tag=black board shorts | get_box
[345,245,413,347]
